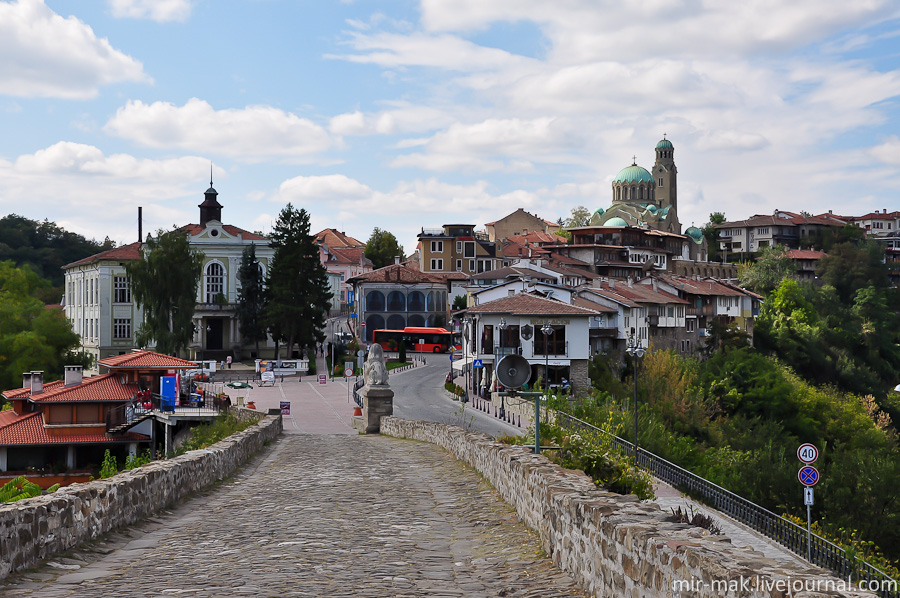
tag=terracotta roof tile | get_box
[787,249,827,260]
[469,293,599,316]
[4,374,141,404]
[182,224,268,240]
[572,296,617,313]
[63,242,142,269]
[658,276,746,297]
[315,228,365,248]
[3,380,64,400]
[98,350,198,370]
[349,264,445,284]
[0,411,148,446]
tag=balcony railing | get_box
[534,340,568,357]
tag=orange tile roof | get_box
[182,223,268,240]
[315,228,365,248]
[349,263,446,284]
[469,292,600,316]
[572,296,617,313]
[63,241,142,269]
[659,275,746,297]
[0,411,148,446]
[99,350,198,370]
[4,374,141,404]
[787,249,827,260]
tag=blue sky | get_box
[1,0,899,254]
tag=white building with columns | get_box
[63,181,277,370]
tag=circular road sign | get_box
[797,443,819,464]
[344,368,353,377]
[798,466,820,487]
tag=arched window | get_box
[407,314,425,327]
[386,314,406,330]
[205,262,224,303]
[631,186,636,200]
[366,290,385,312]
[387,291,406,312]
[616,186,621,201]
[408,291,425,311]
[639,186,644,200]
[365,314,384,342]
[425,291,436,312]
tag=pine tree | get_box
[264,204,331,358]
[236,244,267,358]
[126,228,204,355]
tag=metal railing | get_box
[555,411,899,597]
[352,378,364,408]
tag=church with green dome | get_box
[590,137,681,234]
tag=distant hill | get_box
[0,214,115,302]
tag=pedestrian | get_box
[226,355,232,369]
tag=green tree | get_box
[265,204,331,358]
[125,229,203,356]
[701,211,725,261]
[364,228,404,269]
[737,245,796,295]
[452,294,467,311]
[564,206,591,228]
[816,239,888,303]
[236,244,267,358]
[0,261,80,391]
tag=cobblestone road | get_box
[2,434,588,598]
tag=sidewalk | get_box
[233,355,358,435]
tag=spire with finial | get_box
[199,167,223,226]
[210,163,213,187]
[632,155,637,165]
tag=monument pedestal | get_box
[362,385,394,434]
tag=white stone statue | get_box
[364,344,390,387]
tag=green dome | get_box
[656,138,673,150]
[685,226,704,245]
[589,208,606,226]
[613,164,654,185]
[603,217,628,227]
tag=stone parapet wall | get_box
[0,414,283,581]
[381,417,875,598]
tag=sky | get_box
[1,0,900,255]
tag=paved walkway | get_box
[3,435,587,597]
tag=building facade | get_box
[418,224,501,275]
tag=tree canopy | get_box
[0,261,80,391]
[701,211,725,261]
[125,229,203,356]
[737,245,796,294]
[236,244,267,357]
[264,204,331,357]
[364,227,404,269]
[563,205,591,228]
[0,214,115,302]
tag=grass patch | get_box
[174,413,256,455]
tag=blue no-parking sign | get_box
[798,466,819,486]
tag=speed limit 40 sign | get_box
[797,443,819,464]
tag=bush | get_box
[100,449,117,479]
[125,449,153,470]
[176,413,255,454]
[444,381,465,399]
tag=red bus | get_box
[373,327,452,353]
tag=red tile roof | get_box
[63,241,142,269]
[658,275,746,297]
[593,281,688,305]
[572,296,617,313]
[469,292,600,316]
[3,374,140,403]
[854,211,900,220]
[0,411,148,446]
[786,249,827,260]
[182,223,267,240]
[315,228,365,248]
[326,246,372,267]
[507,231,568,245]
[99,350,198,370]
[349,264,446,284]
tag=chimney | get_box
[828,209,833,214]
[138,206,143,243]
[22,372,32,389]
[609,279,616,290]
[30,371,44,395]
[394,256,401,265]
[64,365,83,387]
[651,278,658,291]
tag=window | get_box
[114,276,131,303]
[681,339,691,352]
[114,318,131,339]
[205,262,224,302]
[456,259,462,272]
[536,325,566,356]
[464,242,475,258]
[430,240,444,253]
[757,227,769,235]
[340,272,345,282]
[456,241,462,253]
[658,178,663,187]
[430,258,443,271]
[667,306,675,318]
[686,319,695,332]
[468,259,475,272]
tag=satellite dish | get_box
[496,355,532,390]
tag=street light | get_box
[538,322,554,454]
[625,331,646,458]
[463,316,471,403]
[498,317,508,419]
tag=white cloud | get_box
[329,103,455,136]
[103,98,333,161]
[0,141,218,242]
[0,0,149,99]
[870,136,900,166]
[108,0,192,23]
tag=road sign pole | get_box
[807,503,812,561]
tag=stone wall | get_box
[0,414,282,581]
[381,417,876,598]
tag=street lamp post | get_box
[538,322,554,454]
[625,332,646,458]
[497,317,507,419]
[463,316,471,403]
